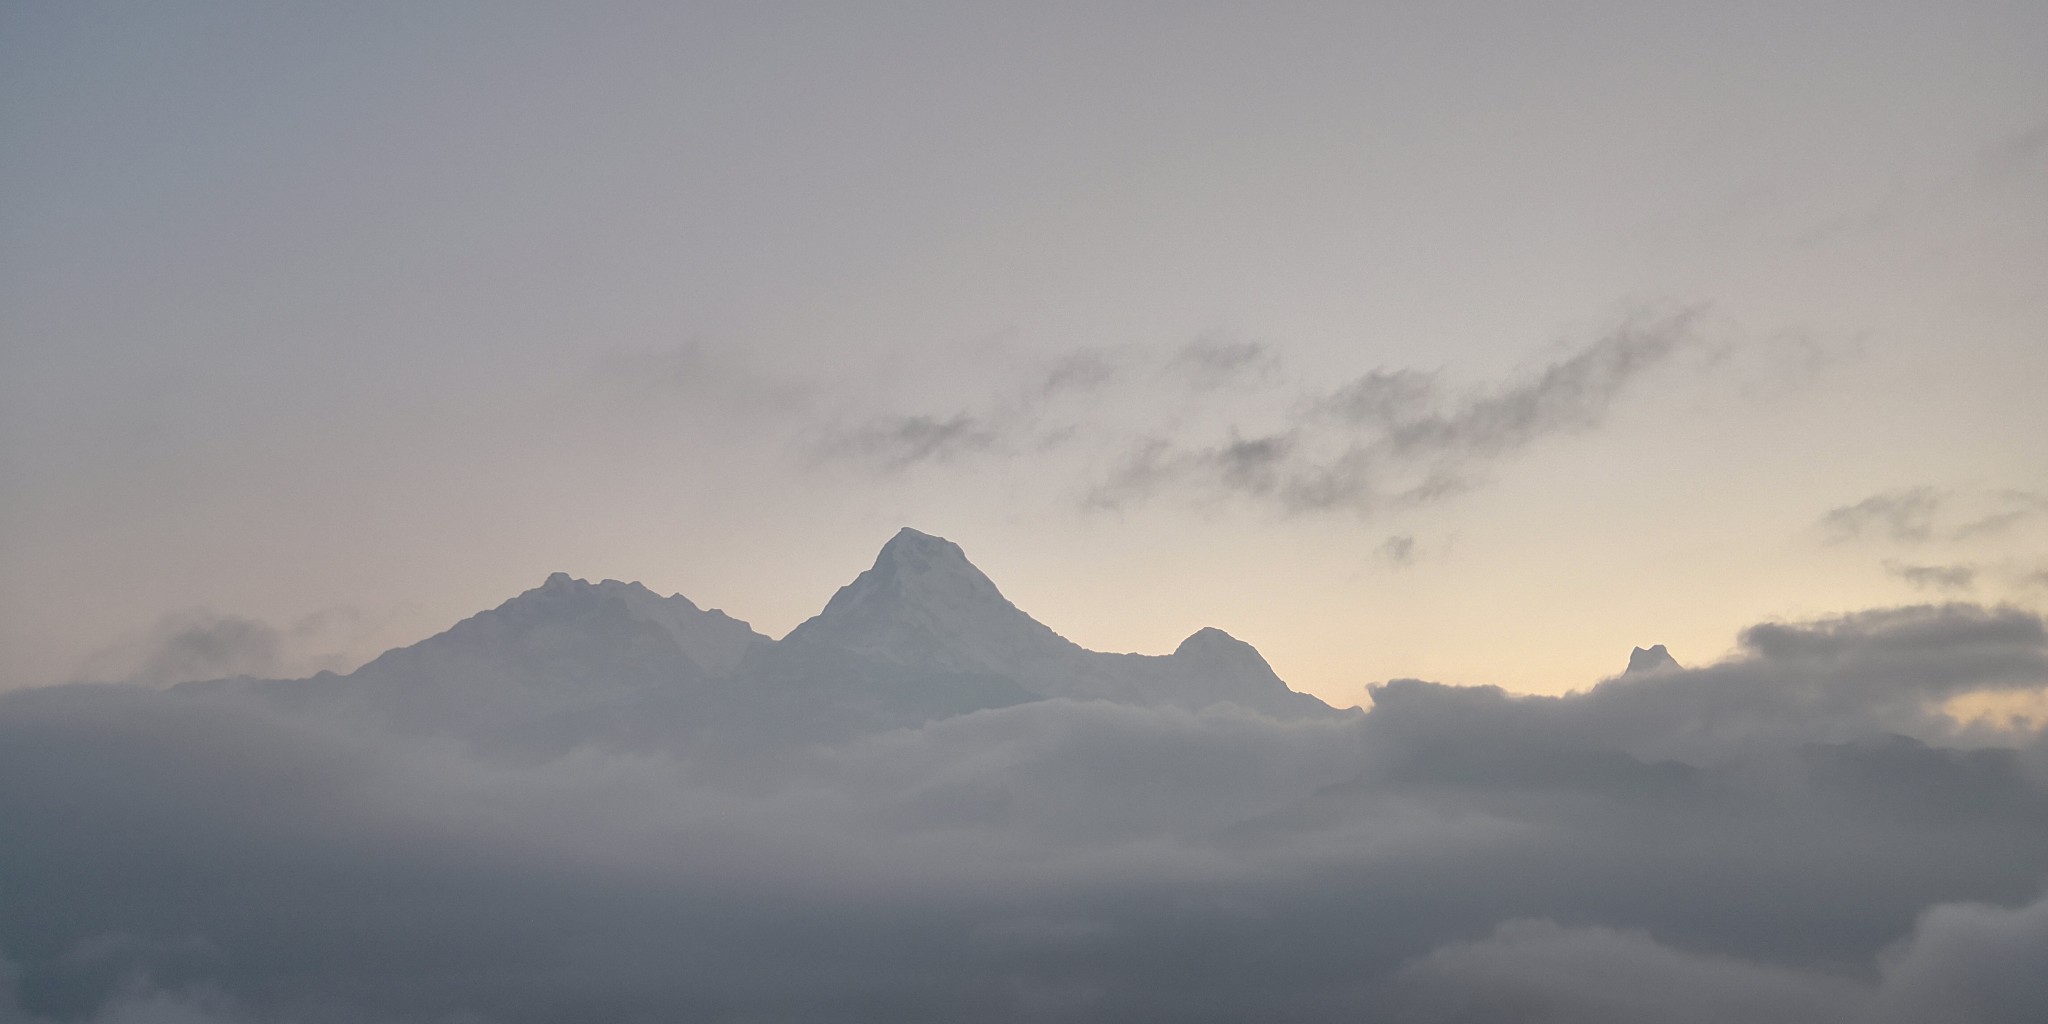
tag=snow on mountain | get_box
[782,528,1085,673]
[575,574,768,676]
[196,527,1342,748]
[349,572,769,685]
[782,528,1342,718]
[217,573,770,747]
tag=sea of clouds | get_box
[4,603,2045,1023]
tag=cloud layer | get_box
[4,598,2047,1022]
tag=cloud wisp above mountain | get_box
[790,310,1713,517]
[592,309,1720,523]
[4,530,2047,1023]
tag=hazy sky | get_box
[4,1,2045,703]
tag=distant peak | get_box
[543,571,579,588]
[1626,644,1681,675]
[1175,627,1245,654]
[1173,626,1276,677]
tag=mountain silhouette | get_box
[1625,644,1681,675]
[184,528,1343,752]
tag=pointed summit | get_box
[1625,644,1681,675]
[782,528,1078,674]
[1173,626,1262,664]
[871,527,986,583]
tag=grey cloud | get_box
[1379,314,1698,461]
[1952,491,2048,540]
[812,413,1002,470]
[1876,889,2048,1024]
[1388,919,1869,1024]
[121,614,279,684]
[1183,311,1702,513]
[6,599,2047,1022]
[1209,433,1294,497]
[1387,889,2048,1024]
[1376,535,1418,568]
[1039,348,1121,396]
[1818,487,2047,547]
[1322,368,1437,428]
[1823,487,1944,543]
[808,345,1137,476]
[1888,561,1979,591]
[1168,335,1279,388]
[715,313,1708,516]
[1083,438,1183,512]
[3,972,256,1024]
[1362,604,2048,771]
[73,608,375,686]
[1085,312,1703,514]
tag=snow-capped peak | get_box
[472,572,766,675]
[781,528,1076,673]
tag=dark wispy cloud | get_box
[1823,487,1944,543]
[1817,488,2047,601]
[4,597,2044,1021]
[1376,534,1419,568]
[1952,490,2048,541]
[72,608,375,686]
[1821,487,2048,546]
[604,308,1764,519]
[1168,334,1281,389]
[1088,310,1705,514]
[1038,348,1122,396]
[811,413,1003,470]
[1887,560,1979,592]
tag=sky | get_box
[4,1,2047,704]
[6,7,2048,1021]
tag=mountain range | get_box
[191,528,1344,752]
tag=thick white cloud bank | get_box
[4,587,2046,1022]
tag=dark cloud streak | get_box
[1094,310,1705,514]
[812,413,1002,470]
[1887,561,1979,591]
[1823,487,1944,544]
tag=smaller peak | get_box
[1172,628,1271,671]
[1626,644,1681,675]
[1176,626,1243,652]
[542,572,581,589]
